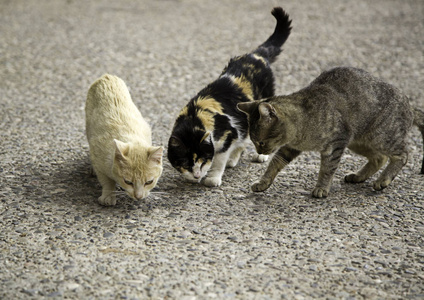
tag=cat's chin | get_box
[185,177,202,184]
[182,173,202,183]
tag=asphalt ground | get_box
[1,0,423,299]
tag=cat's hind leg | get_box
[96,172,117,206]
[226,146,245,168]
[252,146,301,192]
[373,151,408,191]
[345,155,388,183]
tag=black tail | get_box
[254,7,292,64]
[413,108,424,174]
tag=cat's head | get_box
[112,139,163,200]
[237,100,290,155]
[167,126,214,182]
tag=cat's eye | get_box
[124,179,133,186]
[259,141,265,147]
[145,180,154,186]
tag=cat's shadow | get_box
[43,154,202,213]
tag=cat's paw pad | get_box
[312,187,328,198]
[98,194,117,206]
[203,176,222,187]
[251,180,271,192]
[373,179,391,191]
[252,154,269,163]
[344,174,365,183]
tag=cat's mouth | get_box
[256,148,273,155]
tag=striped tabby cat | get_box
[168,7,292,187]
[238,67,424,198]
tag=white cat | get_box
[85,74,163,206]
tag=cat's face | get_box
[112,140,163,200]
[168,129,214,182]
[237,101,285,155]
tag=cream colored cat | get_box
[85,74,163,206]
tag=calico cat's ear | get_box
[200,132,211,144]
[258,103,278,121]
[114,139,129,160]
[149,146,164,164]
[169,136,183,148]
[237,101,258,115]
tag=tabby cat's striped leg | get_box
[345,155,388,183]
[373,151,408,191]
[313,145,346,198]
[252,146,301,192]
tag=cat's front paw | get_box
[311,187,329,198]
[252,153,269,163]
[226,157,239,168]
[344,173,365,183]
[251,180,271,192]
[373,179,391,191]
[98,194,117,206]
[203,176,222,187]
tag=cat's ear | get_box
[237,101,258,115]
[149,146,164,164]
[200,132,211,144]
[258,103,278,121]
[169,136,183,148]
[114,139,129,160]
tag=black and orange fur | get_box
[168,7,292,187]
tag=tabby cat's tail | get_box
[254,7,292,64]
[413,107,424,174]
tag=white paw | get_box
[226,158,239,168]
[203,176,222,187]
[98,193,117,206]
[253,153,269,163]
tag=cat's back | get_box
[85,74,150,143]
[86,74,132,114]
[308,67,410,112]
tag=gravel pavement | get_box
[1,0,423,299]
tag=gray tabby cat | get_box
[238,67,424,198]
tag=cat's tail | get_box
[254,7,292,64]
[413,107,424,174]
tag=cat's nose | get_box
[135,191,147,200]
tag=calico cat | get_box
[86,74,163,206]
[168,7,292,187]
[238,67,424,198]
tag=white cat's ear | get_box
[149,146,164,164]
[237,101,257,115]
[114,139,129,159]
[258,103,277,121]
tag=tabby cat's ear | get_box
[237,101,258,115]
[258,103,278,121]
[114,139,129,160]
[149,146,164,164]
